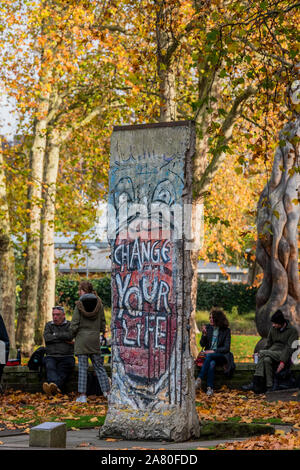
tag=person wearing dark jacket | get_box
[0,314,10,392]
[70,281,110,403]
[43,306,75,395]
[242,310,298,393]
[195,308,234,396]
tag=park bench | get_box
[1,358,299,394]
[1,346,112,394]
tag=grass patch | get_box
[12,415,106,430]
[252,417,284,425]
[227,416,242,423]
[54,415,106,429]
[231,335,258,362]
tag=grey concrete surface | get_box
[0,424,293,451]
[0,427,249,450]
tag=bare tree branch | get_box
[193,86,257,197]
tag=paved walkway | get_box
[0,427,251,450]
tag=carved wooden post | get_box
[255,71,300,346]
[100,121,201,441]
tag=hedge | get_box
[196,280,257,314]
[55,276,112,311]
[56,276,257,315]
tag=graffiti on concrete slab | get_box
[107,125,191,407]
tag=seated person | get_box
[43,306,75,395]
[0,314,10,393]
[195,308,234,396]
[243,310,298,393]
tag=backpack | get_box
[27,347,46,374]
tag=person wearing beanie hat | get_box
[242,310,298,394]
[270,310,286,326]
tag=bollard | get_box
[29,422,66,448]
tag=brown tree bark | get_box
[35,132,60,345]
[16,102,49,355]
[255,82,300,340]
[0,143,16,352]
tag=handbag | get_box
[195,351,206,367]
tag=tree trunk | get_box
[190,238,202,359]
[16,108,49,355]
[158,67,177,122]
[0,146,16,352]
[155,1,177,122]
[255,112,300,338]
[35,132,60,345]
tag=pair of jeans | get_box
[198,352,227,388]
[45,355,75,392]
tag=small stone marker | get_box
[29,422,66,448]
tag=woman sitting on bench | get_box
[195,308,233,396]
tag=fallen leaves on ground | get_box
[2,387,300,451]
[77,442,91,447]
[215,430,300,450]
[0,390,107,431]
[196,387,300,425]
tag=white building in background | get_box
[55,201,111,276]
[55,201,248,282]
[197,261,248,283]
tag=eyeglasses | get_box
[52,306,64,312]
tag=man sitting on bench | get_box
[243,310,298,393]
[43,306,75,395]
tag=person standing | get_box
[70,281,110,403]
[43,306,75,395]
[0,314,10,392]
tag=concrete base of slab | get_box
[29,422,66,448]
[99,404,201,442]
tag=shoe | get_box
[241,382,254,392]
[43,382,51,396]
[253,376,266,394]
[49,383,61,395]
[206,387,214,396]
[195,378,202,391]
[76,395,87,403]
